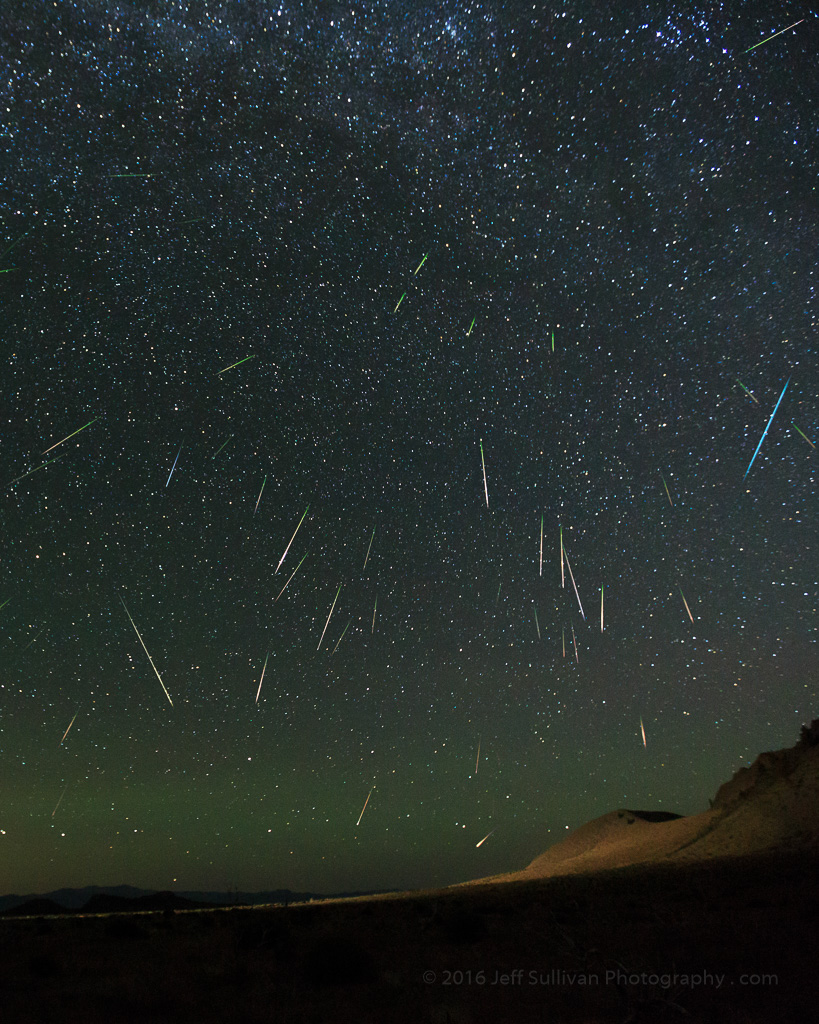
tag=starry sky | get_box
[1,1,817,896]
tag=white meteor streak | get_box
[563,547,585,620]
[476,828,496,848]
[275,505,310,573]
[119,597,174,706]
[363,527,375,570]
[356,788,372,826]
[600,585,604,632]
[166,445,182,487]
[60,713,77,746]
[480,439,489,508]
[640,717,647,748]
[255,652,269,703]
[317,583,342,650]
[275,552,307,601]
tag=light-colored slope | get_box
[462,723,819,887]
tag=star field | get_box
[0,1,817,895]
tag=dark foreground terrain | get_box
[1,850,815,1024]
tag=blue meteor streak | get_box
[744,378,790,479]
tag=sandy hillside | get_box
[465,719,819,885]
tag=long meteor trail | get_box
[356,789,372,827]
[480,439,489,507]
[363,527,376,570]
[744,18,804,52]
[42,417,100,456]
[166,446,182,487]
[317,584,342,650]
[744,378,790,479]
[217,354,255,375]
[254,475,267,513]
[275,552,308,601]
[255,652,269,703]
[60,713,78,745]
[563,547,585,620]
[119,597,174,706]
[275,506,309,573]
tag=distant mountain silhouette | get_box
[0,884,386,916]
[465,718,819,885]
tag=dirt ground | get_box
[1,849,814,1023]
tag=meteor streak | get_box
[217,354,255,375]
[744,377,790,479]
[792,423,816,449]
[166,446,182,487]
[0,597,10,612]
[356,789,372,827]
[119,597,174,706]
[60,713,77,745]
[255,652,269,703]
[276,506,309,572]
[42,416,100,456]
[414,252,428,275]
[563,547,585,620]
[660,471,674,507]
[560,526,565,588]
[393,292,406,313]
[601,585,604,632]
[551,330,555,352]
[744,18,804,52]
[52,784,68,818]
[534,604,540,640]
[212,435,233,458]
[475,737,481,775]
[680,588,694,623]
[363,527,376,570]
[640,717,647,748]
[467,316,476,336]
[332,618,352,654]
[480,439,489,507]
[562,626,566,658]
[476,829,496,848]
[109,172,153,177]
[737,379,759,404]
[8,456,64,487]
[539,514,543,577]
[372,596,377,634]
[571,624,579,663]
[275,552,308,601]
[254,475,267,513]
[317,584,342,650]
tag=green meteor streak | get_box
[0,267,16,273]
[744,18,804,52]
[332,617,352,654]
[414,252,429,275]
[551,330,555,352]
[363,526,376,570]
[660,471,674,507]
[275,505,310,573]
[212,434,234,458]
[0,231,29,261]
[42,416,100,455]
[9,454,64,487]
[736,379,759,404]
[0,597,11,612]
[792,423,816,449]
[217,354,255,375]
[467,317,476,336]
[393,292,406,313]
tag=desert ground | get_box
[1,847,815,1024]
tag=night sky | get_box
[1,2,817,897]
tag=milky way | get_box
[1,2,816,894]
